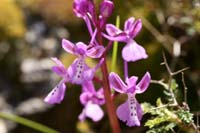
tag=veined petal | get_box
[129,19,142,38]
[85,102,104,122]
[62,39,75,54]
[86,45,105,58]
[122,40,148,62]
[106,24,122,36]
[109,72,127,93]
[136,72,151,94]
[124,17,135,31]
[44,80,66,104]
[102,32,128,42]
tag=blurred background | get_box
[0,0,199,132]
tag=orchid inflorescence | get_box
[44,0,151,128]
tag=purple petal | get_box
[75,42,88,56]
[83,69,95,82]
[86,45,105,58]
[62,39,75,54]
[44,81,66,104]
[102,32,128,42]
[136,72,151,94]
[80,92,92,105]
[124,17,135,31]
[125,76,138,88]
[106,24,122,37]
[67,59,77,80]
[82,81,95,93]
[85,102,104,122]
[125,76,138,93]
[109,72,127,93]
[136,100,143,121]
[78,108,86,121]
[129,19,142,38]
[122,40,148,62]
[95,88,105,105]
[51,57,67,76]
[116,101,129,123]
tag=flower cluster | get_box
[44,0,151,127]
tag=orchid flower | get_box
[79,81,105,122]
[62,39,105,84]
[44,58,69,104]
[109,72,151,126]
[104,17,148,62]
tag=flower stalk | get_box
[101,55,121,133]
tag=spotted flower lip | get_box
[79,81,105,122]
[62,39,105,84]
[44,57,69,104]
[109,72,151,126]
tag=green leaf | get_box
[171,79,178,91]
[145,116,170,129]
[177,109,194,124]
[156,98,162,107]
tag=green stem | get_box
[111,16,120,72]
[0,111,59,133]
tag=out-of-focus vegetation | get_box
[0,0,199,132]
[0,0,25,40]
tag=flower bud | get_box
[100,0,114,18]
[73,0,94,18]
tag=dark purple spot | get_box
[131,113,133,116]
